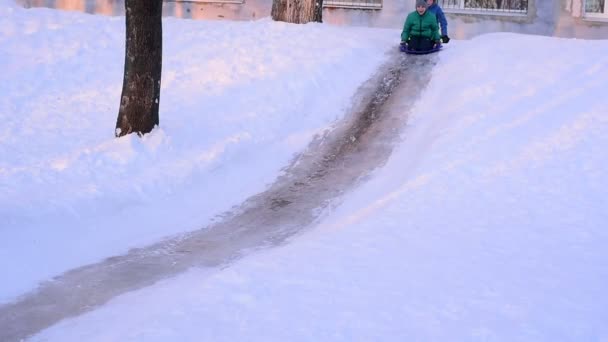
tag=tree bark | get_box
[272,0,323,24]
[115,0,162,137]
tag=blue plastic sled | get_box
[399,43,442,55]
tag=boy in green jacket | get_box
[401,0,442,51]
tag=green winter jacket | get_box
[401,10,441,42]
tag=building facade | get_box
[325,0,608,39]
[18,0,608,39]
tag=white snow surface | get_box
[0,1,394,302]
[2,1,608,340]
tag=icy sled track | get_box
[0,51,438,341]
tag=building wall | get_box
[183,0,608,39]
[323,0,608,39]
[16,0,608,39]
[161,1,271,21]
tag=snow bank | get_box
[0,4,396,302]
[31,32,608,341]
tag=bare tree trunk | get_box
[272,0,323,24]
[115,0,162,137]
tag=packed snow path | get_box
[0,51,438,342]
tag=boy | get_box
[401,0,442,51]
[427,0,450,43]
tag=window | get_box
[585,0,607,18]
[165,0,245,4]
[439,0,528,14]
[323,0,382,10]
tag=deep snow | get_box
[1,0,608,340]
[1,0,395,303]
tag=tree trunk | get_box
[271,0,323,24]
[115,0,162,137]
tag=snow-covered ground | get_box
[2,0,608,340]
[0,0,395,303]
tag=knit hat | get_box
[416,0,428,8]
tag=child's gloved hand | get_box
[441,35,450,43]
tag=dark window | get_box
[439,0,528,13]
[323,0,382,9]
